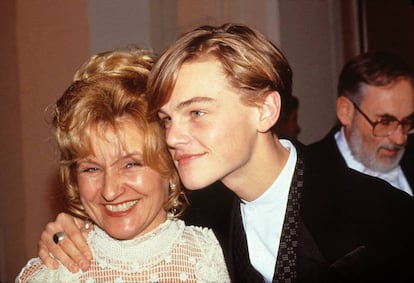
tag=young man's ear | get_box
[257,91,281,132]
[336,96,354,126]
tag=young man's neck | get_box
[222,136,290,202]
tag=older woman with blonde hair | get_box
[17,49,229,282]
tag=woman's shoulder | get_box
[179,220,230,282]
[181,220,220,247]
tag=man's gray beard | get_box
[348,122,405,173]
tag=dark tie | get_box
[273,157,304,283]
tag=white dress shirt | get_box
[240,139,297,282]
[335,127,412,196]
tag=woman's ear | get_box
[336,96,354,126]
[257,91,281,133]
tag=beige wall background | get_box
[1,1,90,281]
[1,0,412,282]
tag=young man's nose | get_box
[166,121,190,147]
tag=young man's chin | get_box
[181,176,216,190]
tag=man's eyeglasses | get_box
[351,101,414,137]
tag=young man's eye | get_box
[161,117,171,125]
[191,110,205,117]
[158,114,171,127]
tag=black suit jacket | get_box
[182,141,414,283]
[309,127,414,195]
[401,133,414,189]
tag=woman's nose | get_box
[101,171,124,202]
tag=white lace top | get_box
[16,219,230,283]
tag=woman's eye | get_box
[81,167,99,173]
[126,162,143,169]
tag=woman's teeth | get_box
[105,200,138,212]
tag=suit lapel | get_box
[272,150,303,283]
[274,144,330,283]
[227,143,329,283]
[229,198,264,282]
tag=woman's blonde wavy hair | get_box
[53,48,187,220]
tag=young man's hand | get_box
[38,212,93,272]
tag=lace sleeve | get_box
[15,258,43,283]
[190,227,230,282]
[15,257,81,283]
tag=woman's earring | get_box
[169,181,179,216]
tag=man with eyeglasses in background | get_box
[310,52,414,196]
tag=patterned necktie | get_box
[273,156,304,283]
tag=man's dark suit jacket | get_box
[309,127,414,195]
[182,140,414,283]
[401,133,414,190]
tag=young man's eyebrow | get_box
[159,96,215,115]
[176,97,215,110]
